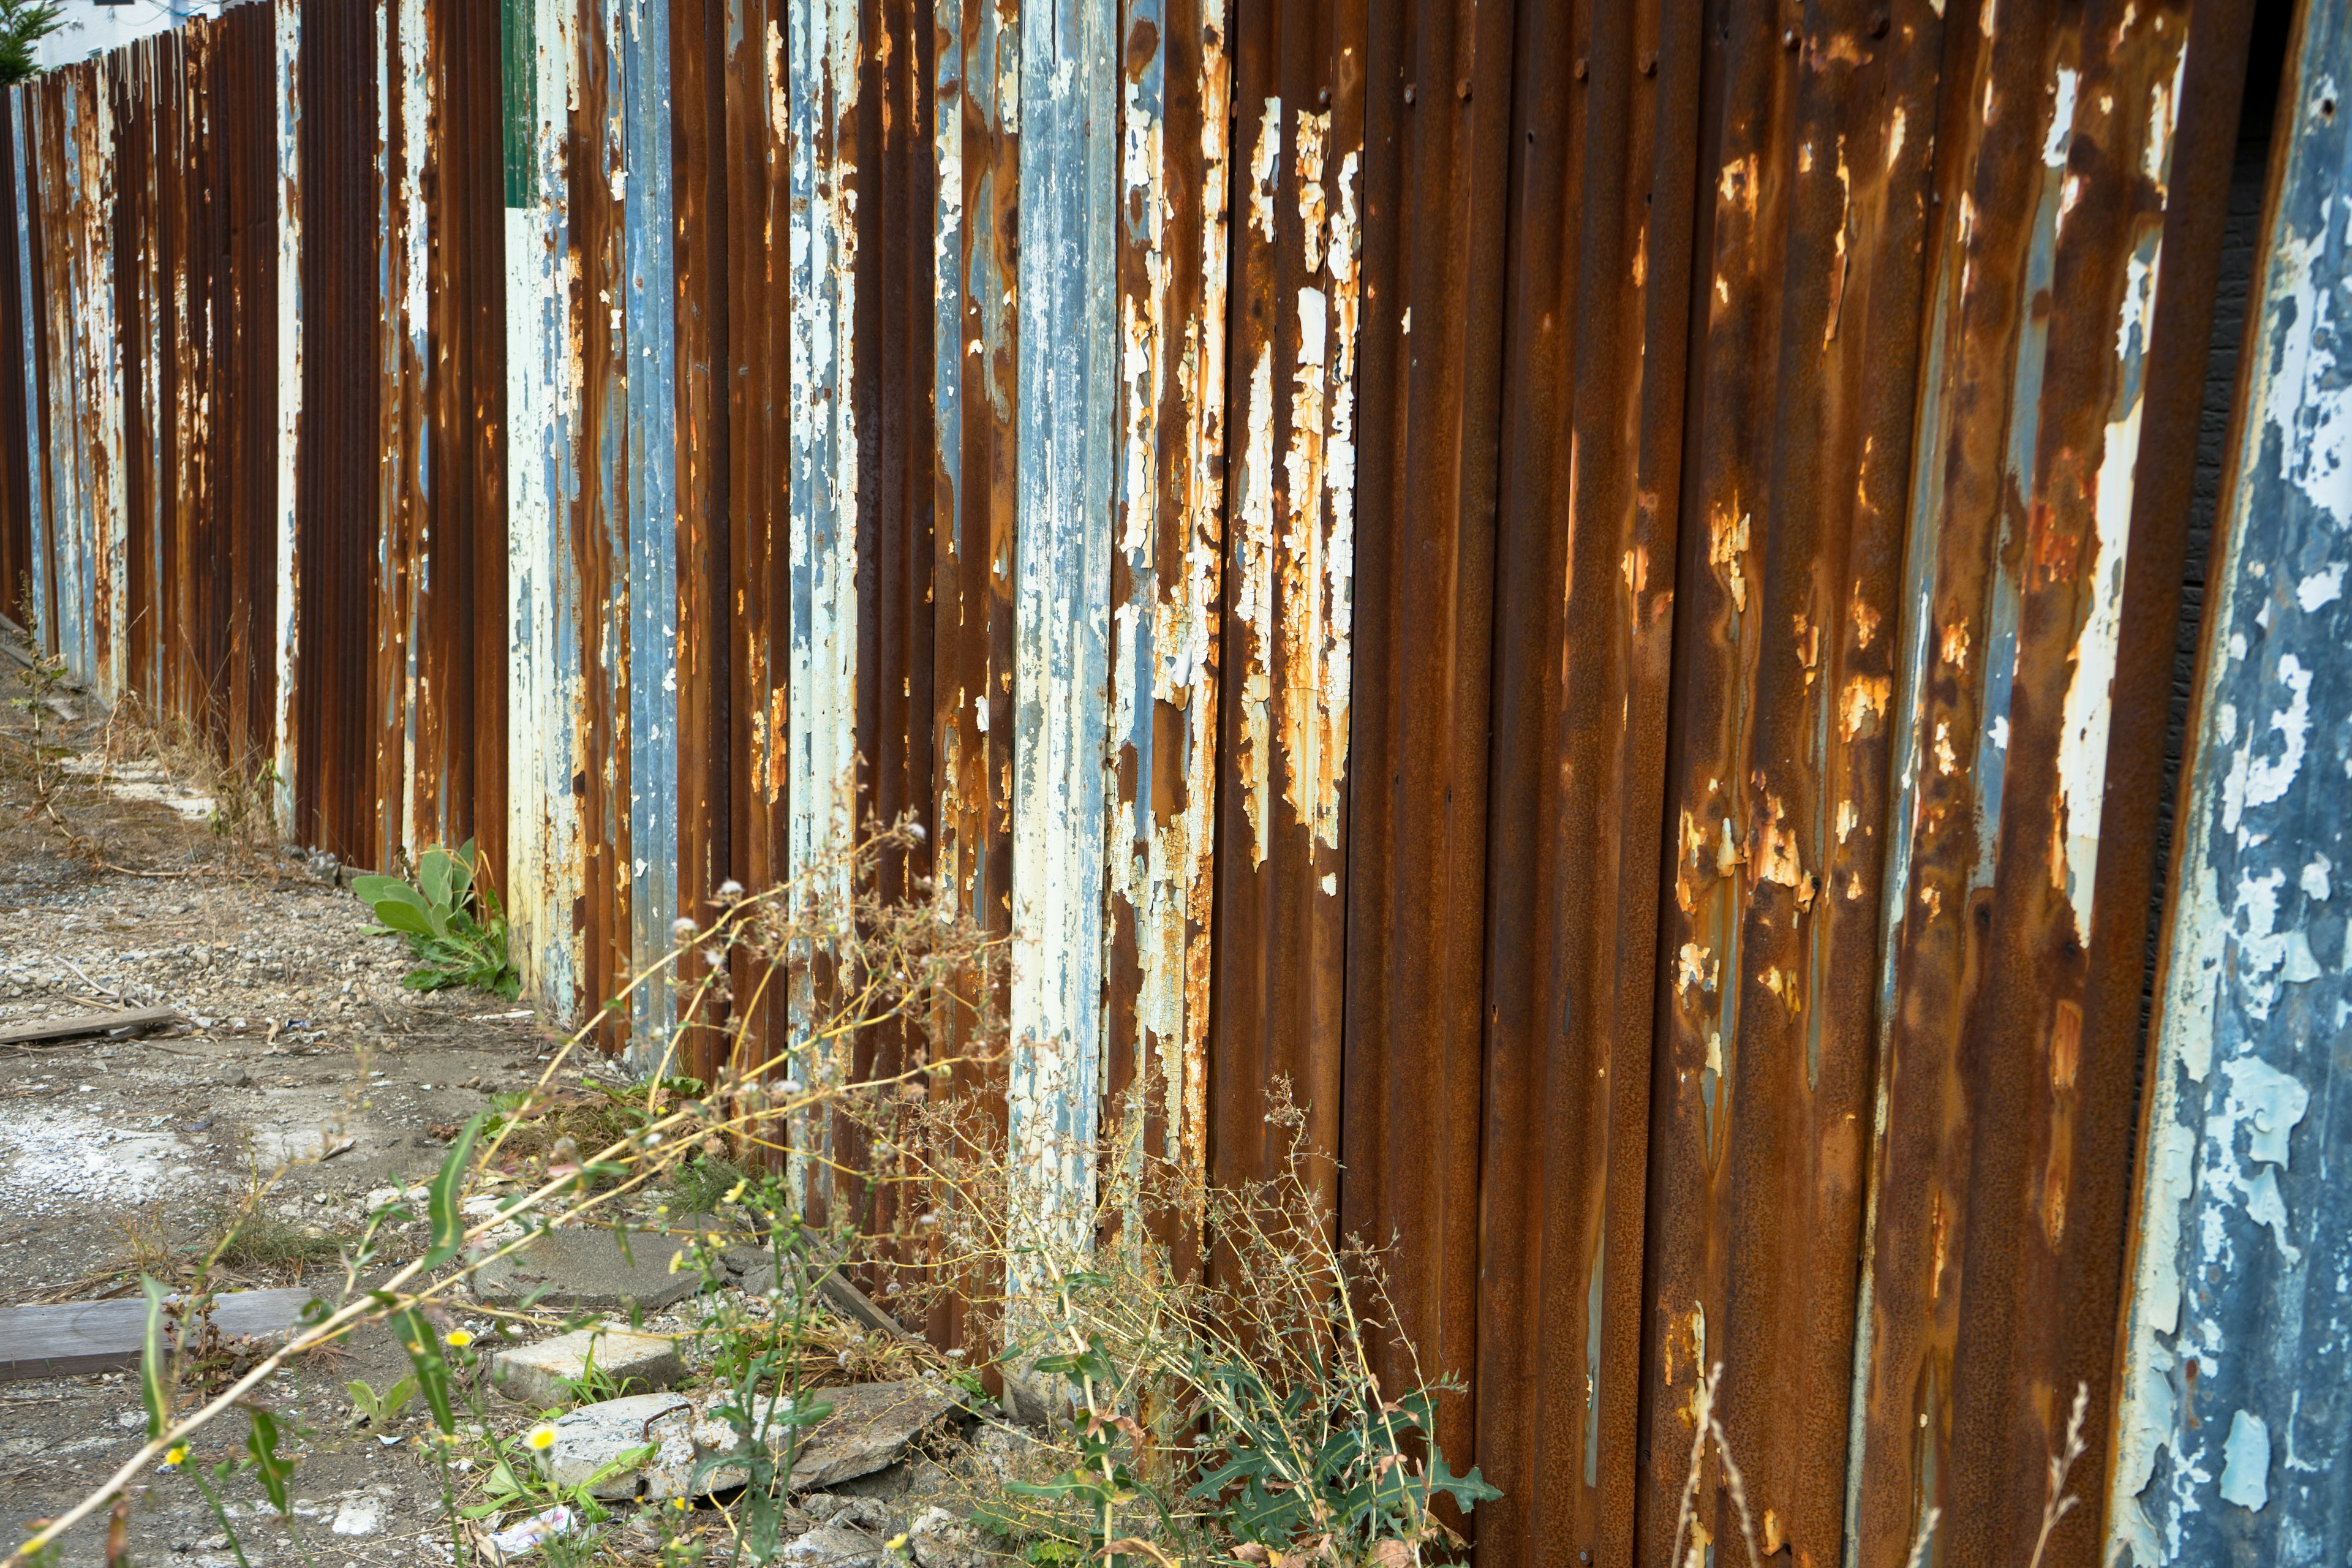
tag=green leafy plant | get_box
[353,840,521,997]
[346,1374,418,1430]
[0,2,62,88]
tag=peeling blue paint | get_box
[2109,12,2352,1564]
[1008,0,1118,1241]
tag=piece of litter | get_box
[484,1506,576,1561]
[376,1433,403,1446]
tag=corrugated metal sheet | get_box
[9,4,2346,1566]
[2109,4,2351,1561]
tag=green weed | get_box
[353,839,522,997]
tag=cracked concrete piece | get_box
[782,1521,888,1566]
[492,1325,685,1406]
[638,1380,963,1502]
[472,1228,710,1313]
[535,1392,692,1499]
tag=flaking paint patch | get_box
[271,0,303,831]
[1009,0,1120,1254]
[1105,0,1231,1197]
[2111,21,2352,1559]
[1270,116,1356,855]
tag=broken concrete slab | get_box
[0,1287,315,1381]
[631,1379,963,1501]
[790,1381,962,1490]
[471,1227,712,1313]
[534,1391,692,1499]
[491,1325,684,1406]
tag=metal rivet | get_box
[1457,77,1471,100]
[1639,50,1657,76]
[1784,28,1801,48]
[1319,88,1331,108]
[1574,57,1588,81]
[1403,83,1415,104]
[1868,9,1890,37]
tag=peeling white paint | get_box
[271,0,302,832]
[2217,1411,2269,1511]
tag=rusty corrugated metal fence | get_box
[1,2,2342,1566]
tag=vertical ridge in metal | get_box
[1009,0,1118,1238]
[271,0,301,834]
[2109,9,2352,1561]
[7,88,46,651]
[505,0,586,1017]
[785,0,861,1202]
[786,0,860,891]
[1105,0,1230,1210]
[624,0,679,1063]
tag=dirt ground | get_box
[0,637,650,1563]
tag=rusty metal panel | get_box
[927,0,1019,1355]
[720,0,794,1071]
[7,12,2342,1568]
[35,64,127,696]
[1637,6,1948,1566]
[1845,5,2255,1567]
[670,0,725,1082]
[2109,4,2352,1560]
[930,0,1017,981]
[1206,0,1362,1205]
[1337,0,1520,1496]
[1471,0,1707,1561]
[295,0,380,864]
[1102,0,1228,1231]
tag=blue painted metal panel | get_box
[624,0,679,1063]
[1008,0,1118,1235]
[504,0,588,1018]
[2109,10,2352,1564]
[9,89,47,653]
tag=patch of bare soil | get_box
[0,628,573,1562]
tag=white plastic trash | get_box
[482,1506,576,1561]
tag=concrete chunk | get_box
[640,1379,964,1501]
[473,1227,714,1313]
[534,1391,692,1499]
[491,1326,684,1406]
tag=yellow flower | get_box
[163,1444,188,1469]
[443,1329,474,1348]
[527,1427,557,1451]
[669,1497,689,1512]
[723,1180,747,1204]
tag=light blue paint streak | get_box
[9,91,48,652]
[623,0,679,1061]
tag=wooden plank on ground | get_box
[0,1007,182,1046]
[0,1288,317,1381]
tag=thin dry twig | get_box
[1668,1361,1722,1568]
[2025,1382,2092,1568]
[1901,1505,1943,1568]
